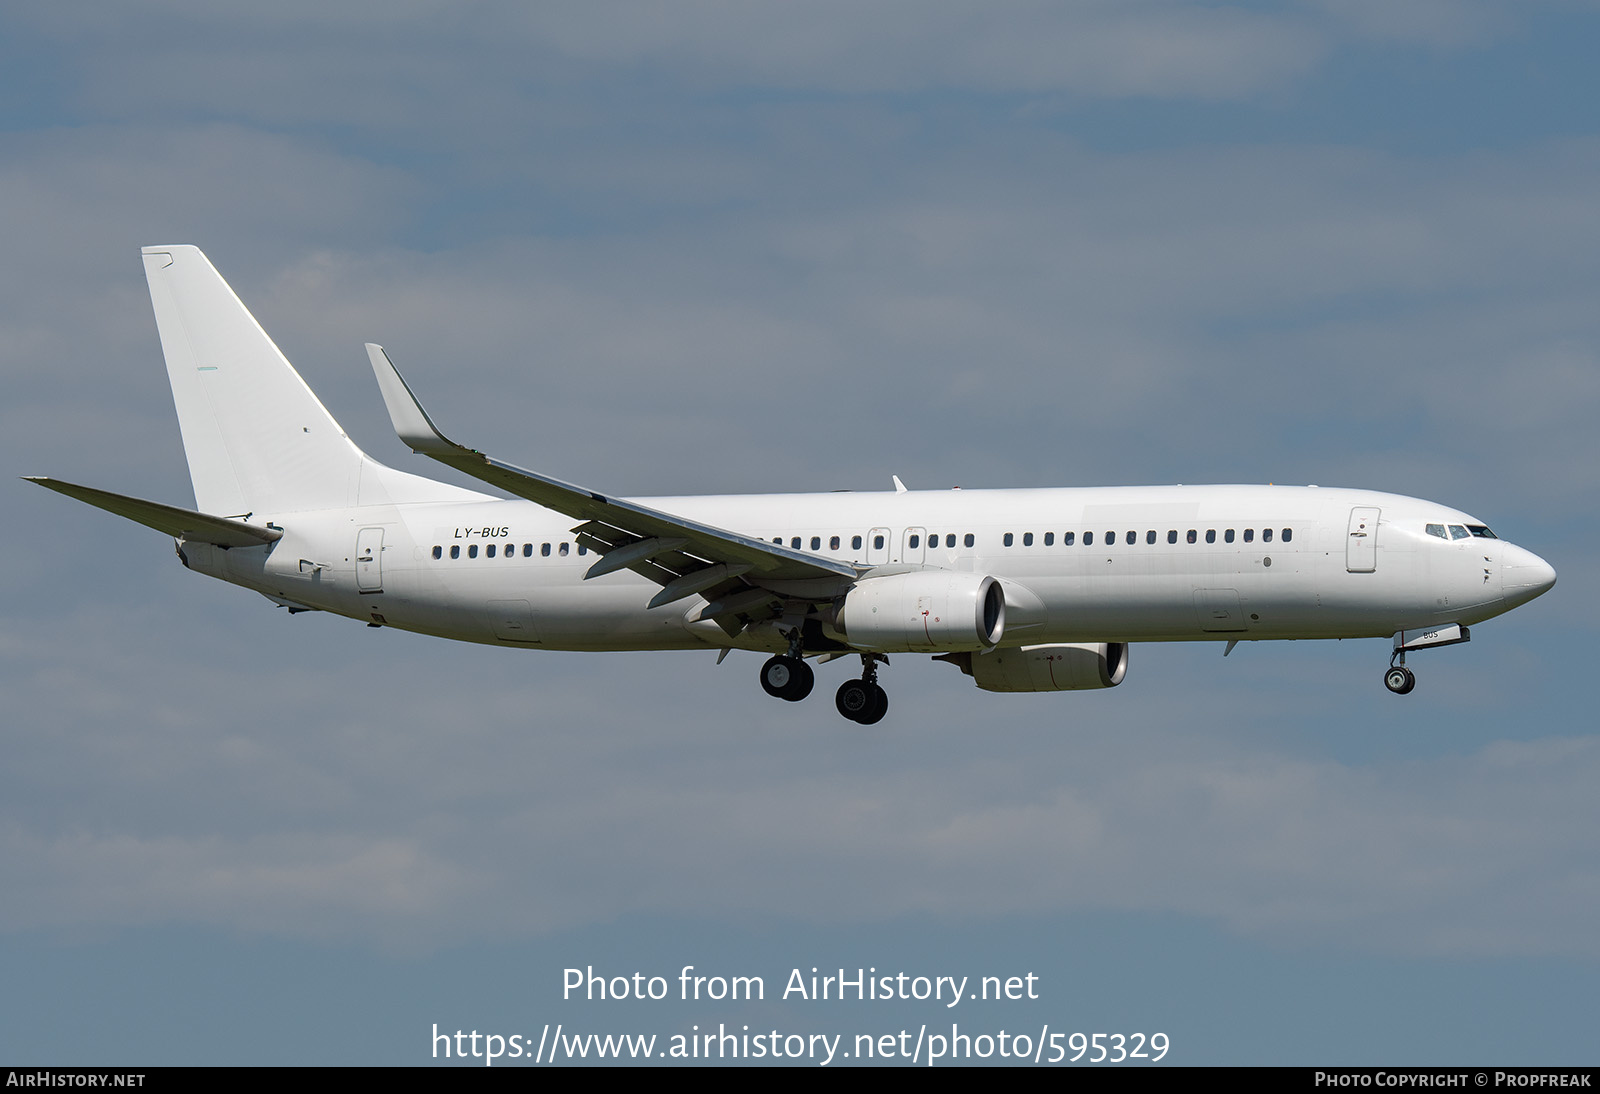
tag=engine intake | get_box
[835,572,1004,652]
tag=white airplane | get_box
[29,246,1557,723]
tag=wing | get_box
[25,477,283,548]
[366,345,860,630]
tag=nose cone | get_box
[1502,546,1557,608]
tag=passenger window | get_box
[830,535,840,550]
[1044,532,1054,546]
[1262,528,1273,543]
[487,544,496,558]
[873,534,885,550]
[578,544,587,556]
[432,546,442,559]
[1105,531,1114,544]
[852,535,863,550]
[810,536,821,551]
[1063,532,1075,546]
[559,542,569,556]
[468,544,478,558]
[1084,532,1094,546]
[1125,531,1136,545]
[947,534,957,548]
[1023,532,1033,546]
[1146,530,1156,544]
[1206,530,1216,544]
[1449,525,1469,540]
[1004,533,1014,547]
[449,545,459,559]
[1167,530,1177,544]
[909,534,921,549]
[791,537,801,549]
[541,543,552,557]
[1282,528,1292,542]
[1187,529,1197,544]
[1244,529,1254,543]
[1224,529,1235,543]
[964,533,974,547]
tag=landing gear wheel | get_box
[836,680,889,723]
[836,679,871,721]
[761,655,814,701]
[1384,665,1416,694]
[836,652,890,723]
[856,683,889,724]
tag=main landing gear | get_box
[758,635,888,723]
[835,655,888,725]
[759,653,814,702]
[760,628,815,702]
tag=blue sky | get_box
[2,1,1597,1065]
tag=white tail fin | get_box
[142,246,483,515]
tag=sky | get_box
[2,0,1597,1067]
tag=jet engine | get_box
[834,572,1004,652]
[937,642,1129,692]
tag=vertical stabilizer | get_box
[142,246,365,516]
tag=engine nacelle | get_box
[940,642,1129,692]
[835,571,1005,652]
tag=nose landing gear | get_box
[1384,662,1416,694]
[1382,625,1470,694]
[1384,642,1417,694]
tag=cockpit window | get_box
[1449,525,1469,540]
[1466,525,1498,539]
[1425,523,1447,539]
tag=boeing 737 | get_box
[28,246,1557,723]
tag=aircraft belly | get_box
[393,564,701,650]
[521,586,701,649]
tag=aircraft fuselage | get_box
[181,482,1552,654]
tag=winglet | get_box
[892,475,908,494]
[366,344,461,458]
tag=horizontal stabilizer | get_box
[25,477,283,548]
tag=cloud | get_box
[14,1,1328,120]
[1304,0,1505,48]
[523,1,1328,99]
[0,601,1592,956]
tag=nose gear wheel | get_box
[1384,665,1415,694]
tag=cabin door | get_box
[356,527,385,593]
[1346,507,1380,573]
